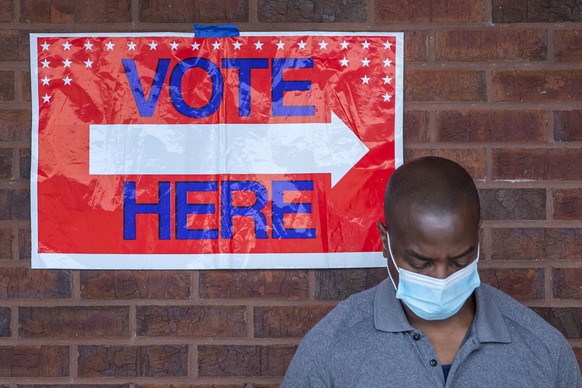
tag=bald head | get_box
[384,157,480,235]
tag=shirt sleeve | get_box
[280,333,332,388]
[555,341,582,388]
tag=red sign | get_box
[30,32,403,269]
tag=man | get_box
[282,156,581,387]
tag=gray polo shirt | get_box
[282,279,581,387]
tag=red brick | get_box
[553,268,582,299]
[0,30,28,61]
[492,70,582,102]
[0,71,15,101]
[404,30,430,62]
[555,110,582,141]
[0,188,29,220]
[531,308,582,339]
[492,0,582,22]
[19,148,30,179]
[0,149,13,179]
[404,148,486,181]
[406,70,486,102]
[140,0,248,23]
[138,385,244,388]
[0,307,9,337]
[479,189,545,220]
[0,110,31,142]
[254,305,333,338]
[574,347,582,372]
[19,386,129,388]
[137,305,246,337]
[493,148,582,181]
[491,228,582,261]
[554,189,582,220]
[22,71,31,102]
[200,270,308,299]
[554,30,582,62]
[21,0,131,23]
[404,110,429,143]
[0,0,13,21]
[0,268,71,298]
[480,268,544,300]
[19,306,129,338]
[437,30,546,61]
[258,0,366,22]
[376,0,486,22]
[0,228,13,260]
[18,226,30,260]
[0,346,68,377]
[315,268,385,300]
[0,31,18,61]
[81,271,190,299]
[78,345,187,377]
[198,345,296,376]
[437,110,548,143]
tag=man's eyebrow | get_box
[404,246,476,261]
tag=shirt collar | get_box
[374,279,415,332]
[472,284,512,343]
[374,280,512,344]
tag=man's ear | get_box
[377,221,388,258]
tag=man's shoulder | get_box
[480,284,569,346]
[307,281,379,341]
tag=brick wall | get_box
[0,0,581,385]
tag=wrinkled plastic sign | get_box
[30,32,403,269]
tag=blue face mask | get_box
[386,233,480,321]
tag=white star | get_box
[84,41,93,51]
[41,76,50,85]
[62,75,72,85]
[276,40,285,50]
[127,41,136,51]
[297,40,307,50]
[340,57,349,67]
[382,75,392,84]
[254,41,263,50]
[383,58,393,67]
[361,75,370,84]
[41,59,50,68]
[148,41,158,50]
[340,40,349,50]
[84,59,93,68]
[62,41,72,50]
[41,42,50,51]
[105,41,115,50]
[383,92,392,102]
[62,58,72,68]
[361,57,370,67]
[212,41,221,50]
[384,40,393,50]
[318,40,328,50]
[191,42,200,50]
[42,93,51,103]
[233,41,242,50]
[362,40,371,49]
[170,41,179,50]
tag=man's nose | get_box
[433,264,454,279]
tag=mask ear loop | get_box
[385,232,400,291]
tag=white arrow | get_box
[89,112,369,187]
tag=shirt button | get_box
[430,359,438,367]
[412,333,421,341]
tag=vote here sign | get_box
[30,32,403,269]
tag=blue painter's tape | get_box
[193,24,240,38]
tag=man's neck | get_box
[404,295,477,365]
